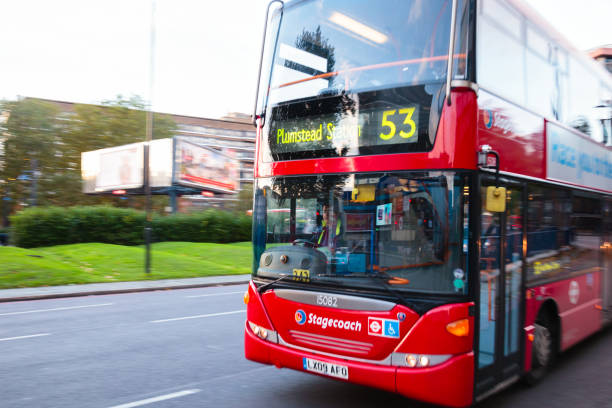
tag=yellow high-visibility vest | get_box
[318,219,341,245]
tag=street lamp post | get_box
[144,0,157,275]
[29,158,38,207]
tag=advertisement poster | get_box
[94,143,143,192]
[175,139,239,193]
[547,122,612,193]
[346,213,373,232]
[376,203,393,226]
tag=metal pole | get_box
[252,0,284,127]
[446,0,459,106]
[30,158,38,207]
[169,188,177,214]
[144,0,156,275]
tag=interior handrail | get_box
[275,53,466,90]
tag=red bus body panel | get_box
[477,90,546,179]
[396,303,474,355]
[476,90,608,372]
[245,284,475,407]
[524,270,602,365]
[262,291,419,360]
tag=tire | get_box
[524,313,556,385]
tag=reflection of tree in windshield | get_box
[293,26,358,158]
[291,26,335,80]
[271,26,356,159]
[271,175,348,206]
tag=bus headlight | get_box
[393,353,451,368]
[248,321,278,343]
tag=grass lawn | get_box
[0,242,252,289]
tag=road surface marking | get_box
[0,303,113,317]
[150,309,245,323]
[0,333,50,342]
[186,291,244,298]
[108,389,201,408]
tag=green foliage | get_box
[230,183,254,214]
[10,206,145,248]
[152,210,252,243]
[10,206,252,248]
[0,98,62,211]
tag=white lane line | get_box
[108,389,201,408]
[186,291,244,298]
[0,333,51,342]
[150,310,245,323]
[0,303,113,317]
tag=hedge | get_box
[9,206,252,248]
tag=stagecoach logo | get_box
[484,109,494,129]
[295,309,307,325]
[483,109,513,134]
[568,281,580,305]
[298,312,363,331]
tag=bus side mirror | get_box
[485,186,506,213]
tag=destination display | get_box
[268,105,420,157]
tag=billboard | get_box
[149,138,173,187]
[174,139,240,193]
[82,137,240,194]
[82,143,144,193]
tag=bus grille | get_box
[288,330,373,355]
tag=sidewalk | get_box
[0,274,252,303]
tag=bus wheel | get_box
[525,315,556,385]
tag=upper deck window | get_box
[259,0,470,162]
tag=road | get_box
[1,285,611,408]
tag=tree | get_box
[0,98,61,219]
[0,96,177,220]
[231,183,254,214]
[293,26,336,75]
[60,95,177,208]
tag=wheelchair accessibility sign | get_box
[368,317,400,338]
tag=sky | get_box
[0,0,609,120]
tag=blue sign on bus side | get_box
[384,320,399,338]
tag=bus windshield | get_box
[252,171,470,295]
[261,0,469,161]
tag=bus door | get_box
[475,179,524,397]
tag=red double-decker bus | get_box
[244,0,612,406]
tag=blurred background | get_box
[0,0,609,281]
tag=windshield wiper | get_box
[256,274,294,293]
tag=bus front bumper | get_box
[245,322,474,407]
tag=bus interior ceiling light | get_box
[328,12,388,44]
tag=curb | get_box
[0,279,251,303]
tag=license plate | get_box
[302,357,348,380]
